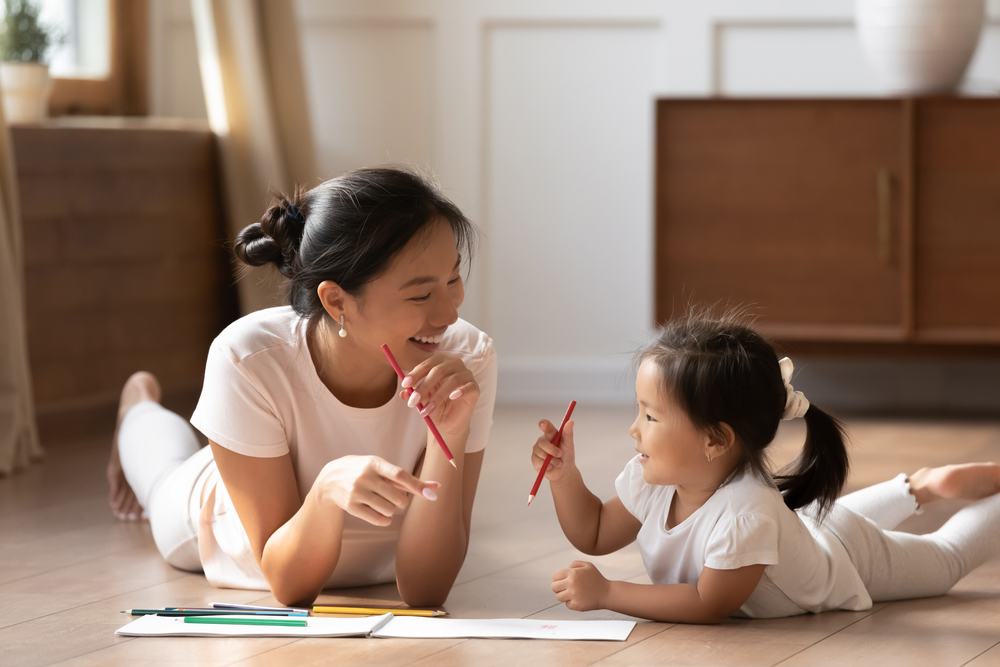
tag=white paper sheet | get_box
[371,616,635,641]
[115,613,635,641]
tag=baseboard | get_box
[35,383,204,445]
[497,355,1000,417]
[791,358,1000,417]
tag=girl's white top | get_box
[190,306,497,590]
[616,457,872,618]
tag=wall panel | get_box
[299,20,435,179]
[718,23,880,96]
[485,23,658,401]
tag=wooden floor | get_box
[4,404,1000,666]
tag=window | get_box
[35,0,147,115]
[41,0,111,78]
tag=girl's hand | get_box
[552,561,611,612]
[317,455,441,527]
[399,353,479,435]
[530,420,577,484]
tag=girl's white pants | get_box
[814,473,1000,601]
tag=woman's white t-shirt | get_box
[189,306,497,590]
[615,456,872,618]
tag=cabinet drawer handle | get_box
[877,168,892,265]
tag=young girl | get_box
[107,167,496,607]
[531,314,1000,622]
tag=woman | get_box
[106,167,496,607]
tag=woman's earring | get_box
[706,452,713,463]
[338,315,347,338]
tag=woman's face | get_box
[345,219,465,372]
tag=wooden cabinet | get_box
[655,97,1000,347]
[13,119,238,431]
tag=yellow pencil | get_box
[311,606,447,617]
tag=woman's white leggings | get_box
[117,401,213,572]
[814,473,1000,601]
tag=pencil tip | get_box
[527,495,534,506]
[449,459,459,470]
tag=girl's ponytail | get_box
[775,405,849,516]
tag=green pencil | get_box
[183,616,307,627]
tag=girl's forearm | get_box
[259,487,346,607]
[550,469,606,554]
[604,581,730,624]
[395,429,472,607]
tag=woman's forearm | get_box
[259,487,345,607]
[549,469,606,554]
[395,429,474,607]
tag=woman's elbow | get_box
[571,540,608,557]
[399,588,449,609]
[396,572,454,608]
[268,579,321,608]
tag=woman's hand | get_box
[399,353,479,435]
[552,560,611,612]
[531,419,577,484]
[316,455,440,527]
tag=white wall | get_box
[149,0,1000,410]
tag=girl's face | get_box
[344,219,465,372]
[628,359,712,487]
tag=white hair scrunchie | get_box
[779,357,810,420]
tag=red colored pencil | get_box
[527,400,577,506]
[381,344,458,470]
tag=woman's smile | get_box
[409,330,447,353]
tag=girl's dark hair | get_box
[638,311,849,517]
[233,166,477,318]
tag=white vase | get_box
[0,62,53,124]
[856,0,985,95]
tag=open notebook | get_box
[116,613,636,641]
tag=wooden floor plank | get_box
[776,595,1000,667]
[406,621,668,667]
[590,629,804,667]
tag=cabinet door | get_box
[915,99,1000,343]
[656,100,906,340]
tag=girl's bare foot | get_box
[908,463,1000,506]
[107,371,161,520]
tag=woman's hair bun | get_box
[233,188,308,278]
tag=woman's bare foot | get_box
[107,371,161,520]
[908,463,1000,506]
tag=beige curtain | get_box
[0,84,42,476]
[190,0,318,314]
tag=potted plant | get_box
[0,0,55,124]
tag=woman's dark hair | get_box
[233,166,477,319]
[637,311,850,517]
